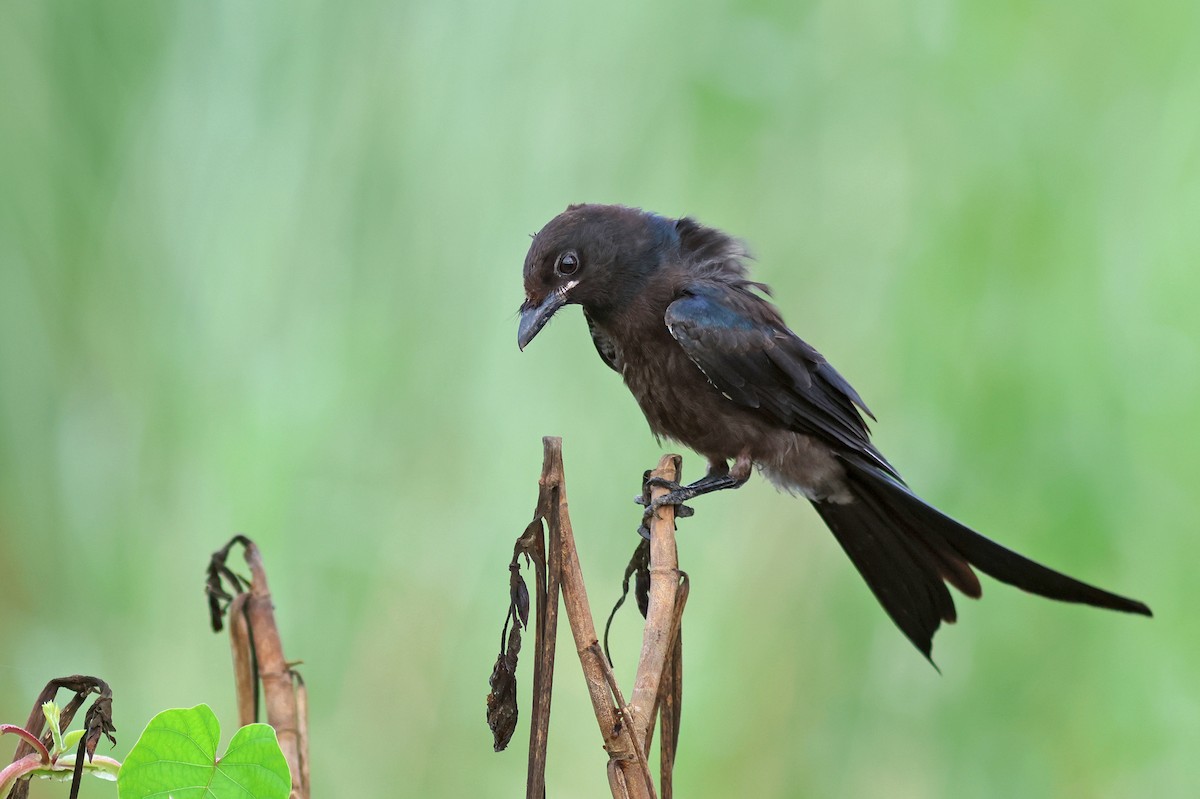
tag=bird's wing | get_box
[584,309,624,374]
[666,285,895,475]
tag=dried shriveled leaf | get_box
[517,518,544,553]
[205,535,252,632]
[486,624,522,752]
[487,514,547,752]
[510,564,530,630]
[603,539,650,663]
[635,568,650,618]
[82,696,116,761]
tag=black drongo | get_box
[518,203,1150,659]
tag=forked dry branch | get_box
[207,535,310,799]
[489,437,688,799]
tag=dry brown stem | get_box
[539,437,655,799]
[523,460,558,798]
[630,455,682,749]
[513,438,686,799]
[207,536,310,799]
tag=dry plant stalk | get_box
[489,437,688,799]
[631,455,685,748]
[545,439,658,799]
[206,535,310,799]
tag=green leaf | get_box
[41,701,65,755]
[61,728,85,752]
[118,704,291,799]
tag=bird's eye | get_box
[555,250,580,277]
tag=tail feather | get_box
[813,456,1152,661]
[812,492,955,660]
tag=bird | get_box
[517,203,1151,661]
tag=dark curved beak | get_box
[517,290,568,350]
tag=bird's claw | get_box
[634,476,685,506]
[636,494,694,539]
[646,476,683,492]
[675,503,695,518]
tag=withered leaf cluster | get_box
[4,675,115,799]
[487,517,546,752]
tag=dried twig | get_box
[491,438,689,798]
[630,455,683,750]
[590,643,655,798]
[207,536,309,799]
[657,575,688,798]
[527,472,562,796]
[540,437,655,798]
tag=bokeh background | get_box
[2,1,1197,797]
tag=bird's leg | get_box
[636,452,752,538]
[653,452,752,504]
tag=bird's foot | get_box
[636,474,695,539]
[634,476,688,505]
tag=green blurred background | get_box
[1,1,1196,796]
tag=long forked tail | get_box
[811,456,1151,661]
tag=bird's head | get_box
[518,204,676,350]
